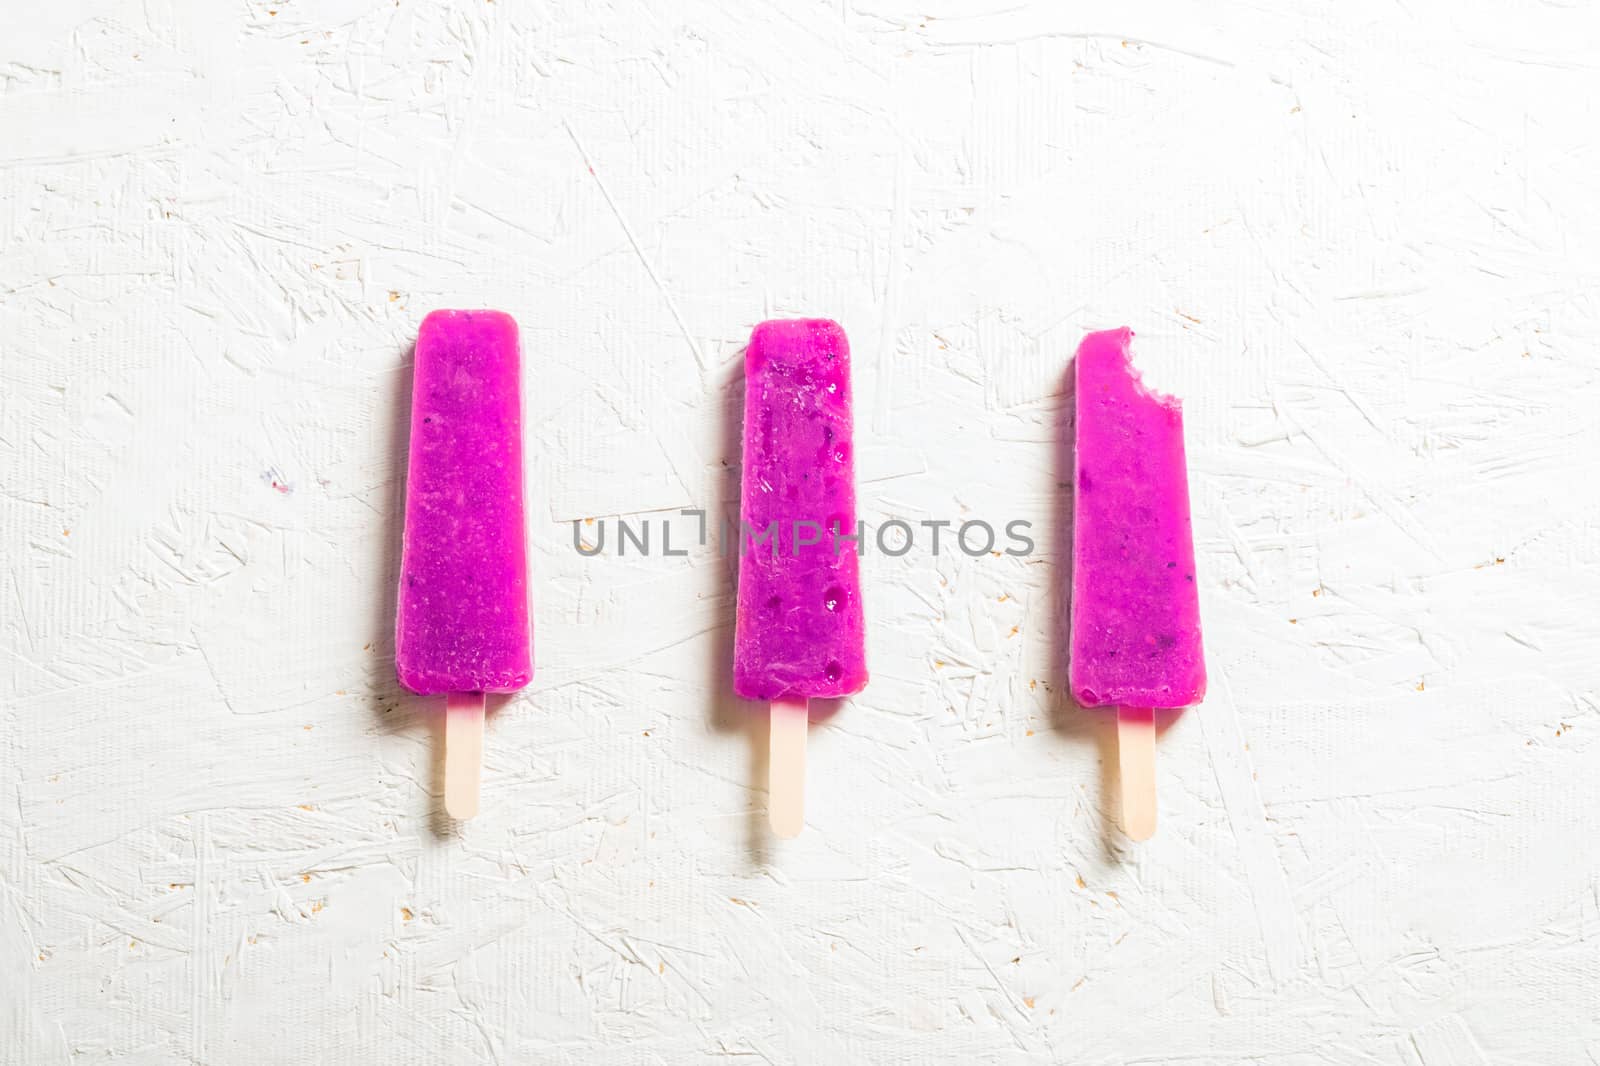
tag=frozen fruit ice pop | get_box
[1069,327,1205,708]
[395,309,533,695]
[734,318,867,702]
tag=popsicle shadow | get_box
[371,341,490,837]
[371,347,417,733]
[1047,360,1123,861]
[709,354,771,865]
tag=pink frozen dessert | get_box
[733,318,867,702]
[1069,327,1204,709]
[395,310,533,695]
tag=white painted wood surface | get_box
[3,2,1597,1062]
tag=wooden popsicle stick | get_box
[445,690,486,820]
[1117,706,1157,841]
[768,696,809,838]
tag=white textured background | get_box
[3,1,1598,1063]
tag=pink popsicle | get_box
[395,309,532,818]
[734,318,866,838]
[734,318,867,702]
[1070,327,1204,707]
[1069,327,1203,841]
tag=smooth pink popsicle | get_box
[733,319,867,701]
[395,310,533,695]
[1069,328,1205,708]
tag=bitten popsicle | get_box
[396,309,533,819]
[1069,327,1204,840]
[734,318,867,837]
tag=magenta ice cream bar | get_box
[1069,327,1204,708]
[396,308,534,688]
[734,319,868,702]
[735,318,866,838]
[1069,327,1202,841]
[396,309,531,819]
[396,310,533,696]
